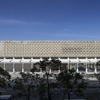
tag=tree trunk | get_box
[46,73,51,100]
[27,85,30,100]
[67,92,70,100]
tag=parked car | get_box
[0,95,12,100]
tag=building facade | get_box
[0,41,100,75]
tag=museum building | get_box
[0,41,100,76]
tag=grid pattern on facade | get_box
[0,41,100,57]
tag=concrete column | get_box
[76,58,79,73]
[85,63,88,74]
[13,63,15,73]
[31,58,33,69]
[76,63,79,73]
[21,57,24,72]
[22,63,24,72]
[48,58,52,74]
[49,57,51,61]
[49,68,51,74]
[4,63,6,70]
[68,62,69,69]
[68,57,70,69]
[49,57,52,73]
[40,57,43,61]
[31,63,33,69]
[95,63,97,73]
[58,57,61,73]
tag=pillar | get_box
[68,57,70,69]
[49,57,51,61]
[85,63,88,74]
[22,63,24,72]
[95,63,97,73]
[4,63,6,70]
[49,58,52,73]
[31,63,33,69]
[13,63,15,73]
[76,63,79,73]
[40,57,43,61]
[68,62,69,69]
[49,68,51,74]
[58,57,61,73]
[31,58,33,69]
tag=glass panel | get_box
[60,64,67,71]
[33,63,40,72]
[5,63,13,72]
[78,63,86,72]
[15,63,22,72]
[0,63,4,69]
[97,64,100,72]
[69,63,77,70]
[24,63,31,72]
[87,63,95,72]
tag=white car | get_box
[0,95,12,100]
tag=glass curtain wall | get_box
[87,63,95,72]
[78,63,86,72]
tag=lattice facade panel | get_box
[23,42,33,57]
[0,42,4,57]
[95,41,100,57]
[4,42,15,57]
[14,42,24,57]
[0,41,100,57]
